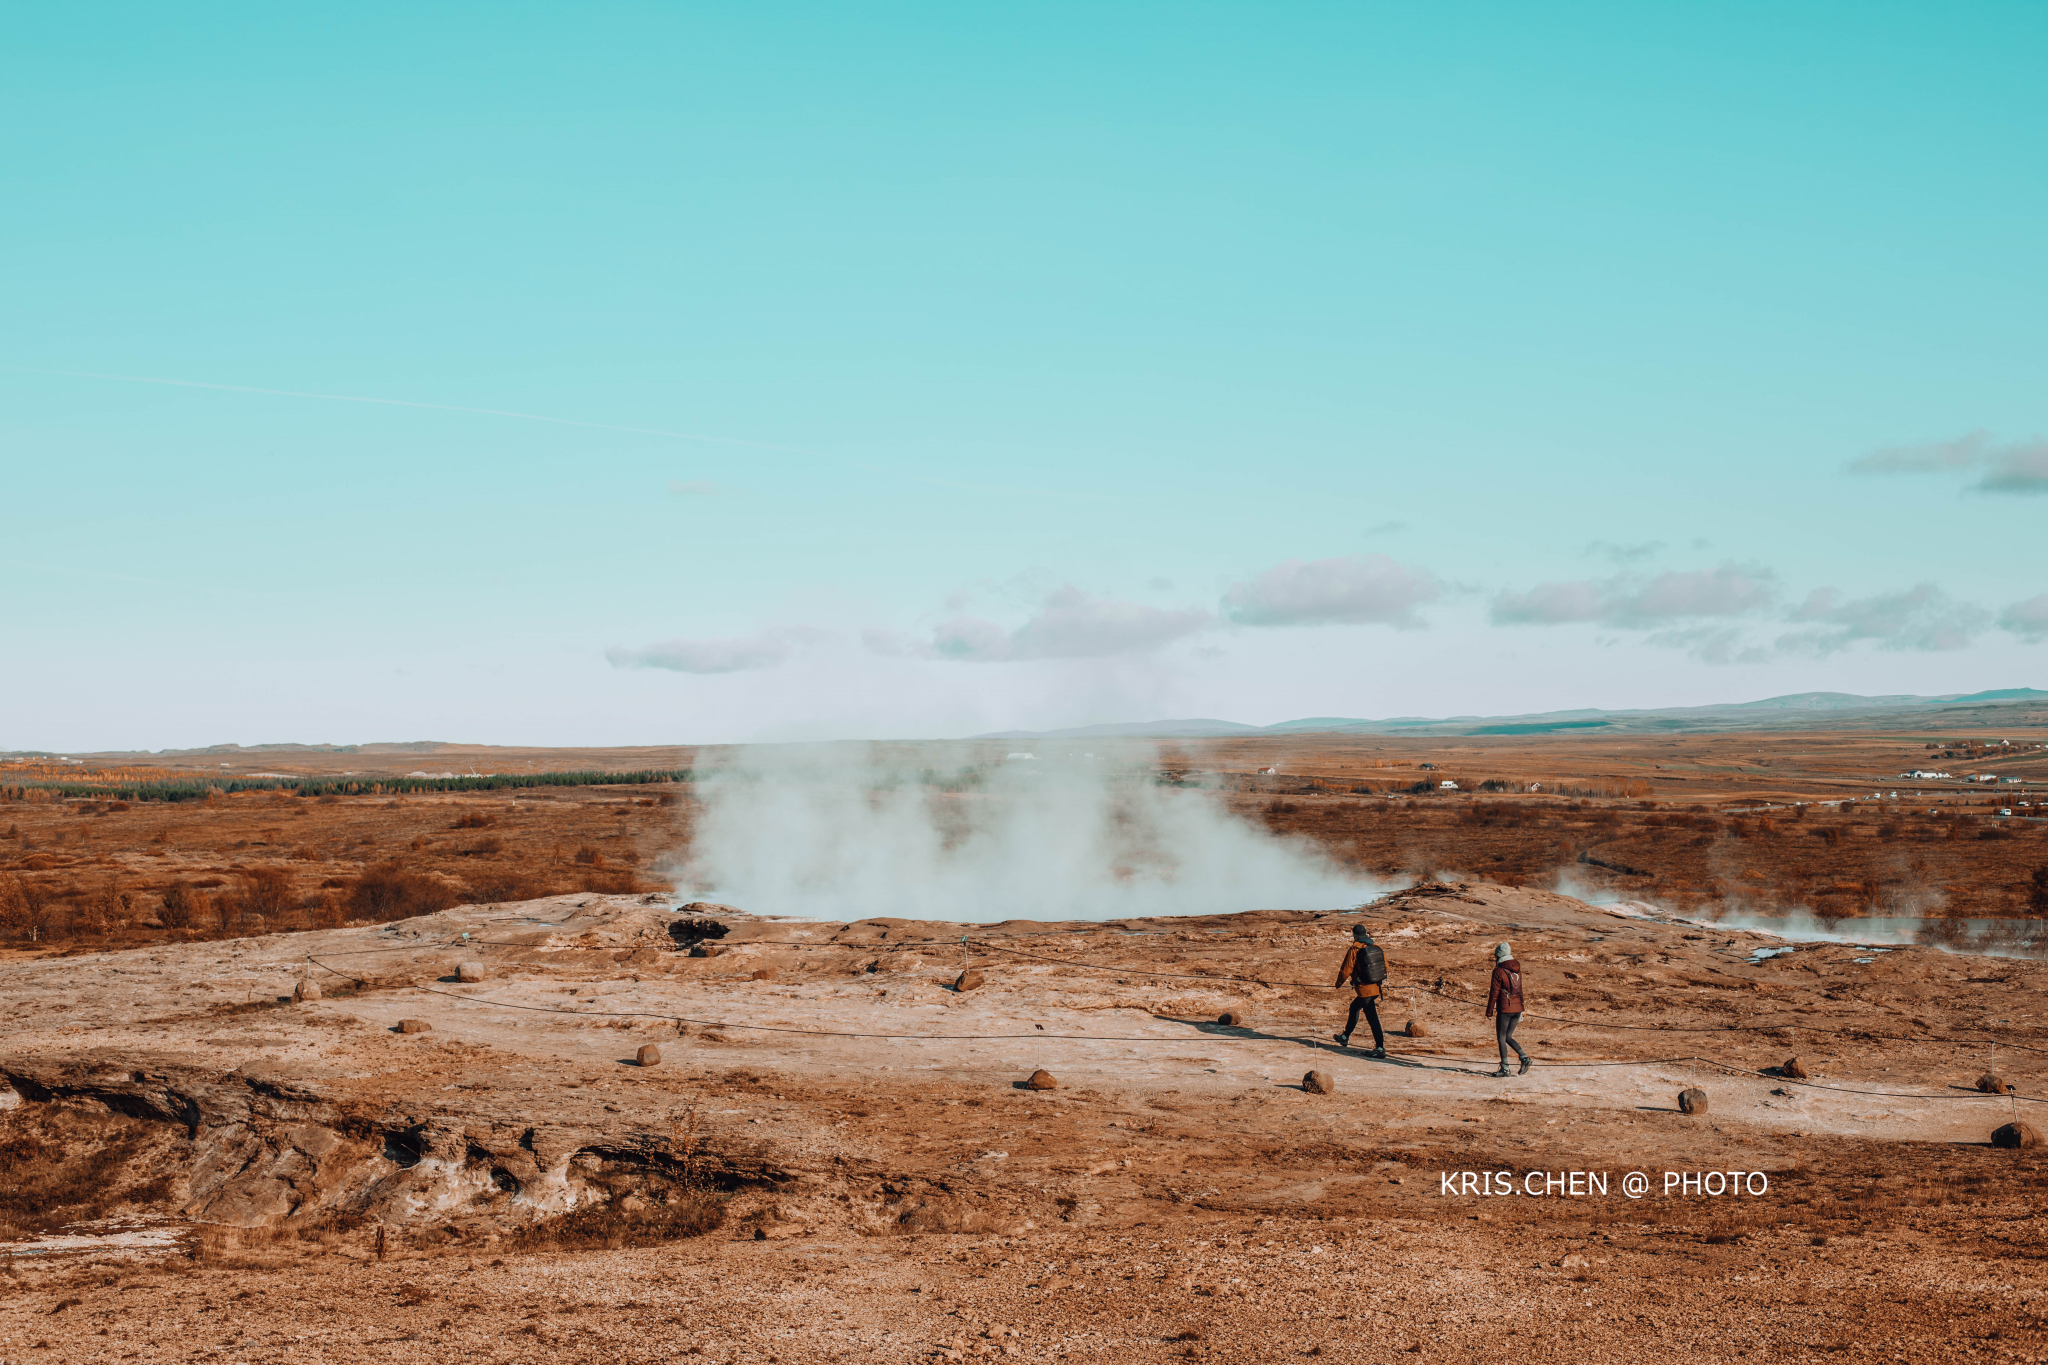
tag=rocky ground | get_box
[3,882,2045,1363]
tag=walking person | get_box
[1331,924,1388,1058]
[1487,941,1532,1077]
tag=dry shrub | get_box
[450,812,498,830]
[0,1108,177,1235]
[0,873,62,943]
[348,863,462,922]
[505,1191,726,1252]
[572,845,605,867]
[157,880,207,929]
[464,871,555,903]
[237,867,296,922]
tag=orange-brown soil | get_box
[2,875,2046,1363]
[2,732,2046,1362]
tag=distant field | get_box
[1,725,2044,951]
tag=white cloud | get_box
[895,586,1215,663]
[1222,554,1441,628]
[606,626,827,674]
[1775,584,1990,656]
[1849,431,2048,494]
[1998,593,2048,644]
[1491,564,1774,628]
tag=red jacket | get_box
[1486,960,1525,1016]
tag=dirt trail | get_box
[3,883,2044,1362]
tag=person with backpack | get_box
[1332,924,1388,1058]
[1486,941,1532,1077]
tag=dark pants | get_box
[1345,994,1385,1050]
[1496,1011,1528,1067]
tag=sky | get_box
[3,2,2045,751]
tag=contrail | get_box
[1,363,1096,499]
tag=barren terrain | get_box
[3,731,2047,1362]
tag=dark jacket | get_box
[1486,959,1525,1016]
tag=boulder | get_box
[1992,1122,2041,1150]
[688,945,724,958]
[456,961,487,983]
[292,979,322,1003]
[1406,1020,1428,1038]
[1217,1011,1244,1027]
[636,1045,662,1068]
[396,1019,432,1035]
[1678,1088,1709,1115]
[1023,1069,1058,1091]
[1783,1057,1809,1079]
[1302,1070,1335,1096]
[954,969,986,992]
[750,967,778,982]
[1977,1073,2011,1095]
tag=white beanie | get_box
[1495,941,1513,963]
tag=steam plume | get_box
[670,743,1381,922]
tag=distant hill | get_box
[974,688,2048,741]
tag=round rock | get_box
[1302,1070,1335,1096]
[1023,1069,1058,1091]
[1678,1087,1709,1115]
[396,1018,432,1034]
[456,961,487,983]
[750,967,778,982]
[636,1044,662,1068]
[1992,1122,2041,1150]
[954,969,986,992]
[1406,1020,1428,1038]
[1217,1011,1244,1027]
[1978,1072,2011,1095]
[1783,1056,1809,1079]
[293,979,322,1003]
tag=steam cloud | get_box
[670,743,1382,922]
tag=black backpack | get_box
[1357,943,1387,986]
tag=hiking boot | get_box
[1332,1032,1351,1049]
[1490,1066,1511,1078]
[1367,1047,1387,1060]
[1517,1054,1533,1075]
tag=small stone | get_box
[1302,1070,1335,1096]
[1678,1087,1709,1115]
[1406,1020,1428,1038]
[750,967,777,981]
[456,961,487,983]
[1217,1011,1243,1026]
[1783,1057,1809,1079]
[955,969,986,992]
[397,1019,432,1034]
[1560,1253,1589,1269]
[1978,1073,2011,1095]
[636,1045,662,1067]
[1992,1122,2041,1150]
[1023,1069,1058,1091]
[292,979,322,1003]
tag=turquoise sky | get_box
[4,3,2044,749]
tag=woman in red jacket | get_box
[1486,941,1533,1077]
